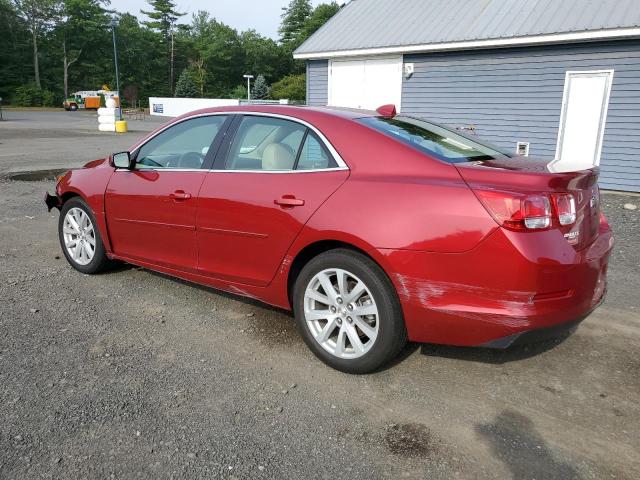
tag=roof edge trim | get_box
[293,27,640,59]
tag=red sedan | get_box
[45,105,613,373]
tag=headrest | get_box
[262,143,295,170]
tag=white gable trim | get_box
[294,27,640,59]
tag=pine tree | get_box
[174,69,198,98]
[141,0,183,39]
[252,74,269,100]
[278,0,311,45]
[141,0,185,94]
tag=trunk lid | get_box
[456,156,601,251]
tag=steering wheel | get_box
[176,151,204,169]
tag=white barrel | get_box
[105,98,116,108]
[98,123,116,132]
[98,115,116,124]
[98,107,116,116]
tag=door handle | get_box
[275,195,305,207]
[170,191,192,200]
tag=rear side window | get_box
[296,132,337,170]
[358,116,510,163]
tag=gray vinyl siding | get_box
[307,60,329,106]
[401,40,640,192]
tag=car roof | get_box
[176,104,376,123]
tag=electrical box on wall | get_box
[516,142,530,156]
[403,63,414,79]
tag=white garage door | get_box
[328,56,402,111]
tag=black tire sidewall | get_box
[58,197,109,274]
[293,249,406,374]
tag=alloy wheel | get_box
[303,268,379,359]
[62,207,96,266]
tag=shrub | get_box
[13,83,57,107]
[270,74,305,101]
[174,69,199,98]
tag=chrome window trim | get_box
[127,110,349,173]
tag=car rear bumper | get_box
[380,222,614,347]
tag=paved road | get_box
[0,111,639,479]
[0,110,166,174]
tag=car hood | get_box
[82,157,110,169]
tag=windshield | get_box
[358,116,511,163]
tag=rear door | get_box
[196,114,349,286]
[105,114,230,271]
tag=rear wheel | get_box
[70,104,78,111]
[58,197,111,274]
[293,249,407,373]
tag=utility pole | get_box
[243,74,254,103]
[170,25,175,96]
[110,18,122,121]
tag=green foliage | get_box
[270,74,305,101]
[252,74,269,100]
[229,84,247,100]
[141,0,184,38]
[13,82,56,106]
[279,0,312,46]
[174,68,198,97]
[0,0,340,106]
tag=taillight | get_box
[551,193,576,226]
[474,190,551,231]
[474,190,578,231]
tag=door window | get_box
[225,116,307,171]
[135,115,227,169]
[296,132,337,170]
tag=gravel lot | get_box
[1,111,639,479]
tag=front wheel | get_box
[58,197,112,274]
[293,249,407,374]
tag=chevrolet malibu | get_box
[45,105,613,373]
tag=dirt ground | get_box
[0,111,639,479]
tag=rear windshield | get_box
[358,116,510,163]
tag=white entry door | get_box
[328,56,402,111]
[553,70,614,171]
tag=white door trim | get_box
[553,69,614,167]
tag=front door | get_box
[553,70,614,171]
[197,114,349,286]
[105,114,229,271]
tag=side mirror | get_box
[111,151,132,169]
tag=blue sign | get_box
[153,103,163,114]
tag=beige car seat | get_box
[262,143,295,170]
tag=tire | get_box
[293,248,407,374]
[70,104,78,111]
[58,197,111,274]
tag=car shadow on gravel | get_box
[476,409,581,479]
[420,334,571,364]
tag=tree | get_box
[174,68,197,97]
[278,0,311,46]
[252,74,269,99]
[270,73,305,101]
[58,0,110,99]
[141,0,185,94]
[298,2,340,45]
[12,0,62,88]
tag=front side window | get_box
[135,115,227,169]
[225,116,307,171]
[358,116,510,163]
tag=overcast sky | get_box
[109,0,325,39]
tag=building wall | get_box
[306,40,640,191]
[401,40,640,192]
[307,60,329,106]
